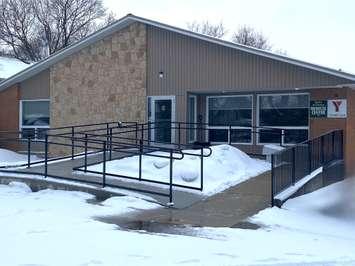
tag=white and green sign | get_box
[310,99,347,118]
[310,100,327,118]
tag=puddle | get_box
[95,215,218,238]
[95,214,260,239]
[230,221,260,230]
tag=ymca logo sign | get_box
[327,99,347,118]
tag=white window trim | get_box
[206,94,254,145]
[19,99,50,140]
[188,95,197,143]
[256,92,310,145]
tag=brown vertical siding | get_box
[0,84,19,131]
[147,25,350,97]
[20,69,50,100]
[146,25,352,132]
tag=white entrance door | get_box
[148,96,176,143]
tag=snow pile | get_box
[252,177,355,239]
[0,56,30,79]
[0,148,40,167]
[87,144,270,195]
[0,179,355,265]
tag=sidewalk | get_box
[101,171,271,227]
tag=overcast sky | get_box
[103,0,355,74]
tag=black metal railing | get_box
[0,121,215,205]
[1,121,346,207]
[271,129,343,206]
[1,120,317,206]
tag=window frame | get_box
[206,94,253,145]
[19,99,50,141]
[187,95,197,143]
[256,92,309,145]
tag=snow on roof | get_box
[0,56,30,80]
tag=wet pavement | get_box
[95,215,260,238]
[95,171,271,228]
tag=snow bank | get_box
[0,148,40,167]
[251,177,355,241]
[87,145,270,195]
[6,181,32,193]
[0,56,30,79]
[0,178,355,265]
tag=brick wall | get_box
[0,85,20,151]
[0,85,19,131]
[310,86,354,176]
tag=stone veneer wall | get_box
[50,22,147,127]
[49,22,147,155]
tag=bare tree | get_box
[0,0,110,63]
[274,48,288,56]
[187,20,227,38]
[232,25,272,50]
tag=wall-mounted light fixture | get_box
[159,71,164,78]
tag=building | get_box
[0,14,354,174]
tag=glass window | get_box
[284,129,308,144]
[208,96,252,127]
[21,100,50,140]
[258,94,309,144]
[22,101,50,126]
[208,95,252,143]
[209,129,228,142]
[230,129,252,143]
[259,129,282,144]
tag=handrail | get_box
[2,120,330,207]
[270,129,344,207]
[272,129,343,155]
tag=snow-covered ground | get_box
[0,148,40,167]
[87,145,270,195]
[0,56,30,79]
[1,178,355,265]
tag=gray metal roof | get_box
[1,13,355,92]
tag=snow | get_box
[0,56,30,79]
[0,178,355,265]
[251,177,355,243]
[0,148,40,167]
[263,143,285,152]
[86,145,270,195]
[275,166,323,202]
[0,171,160,203]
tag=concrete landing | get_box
[100,171,271,228]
